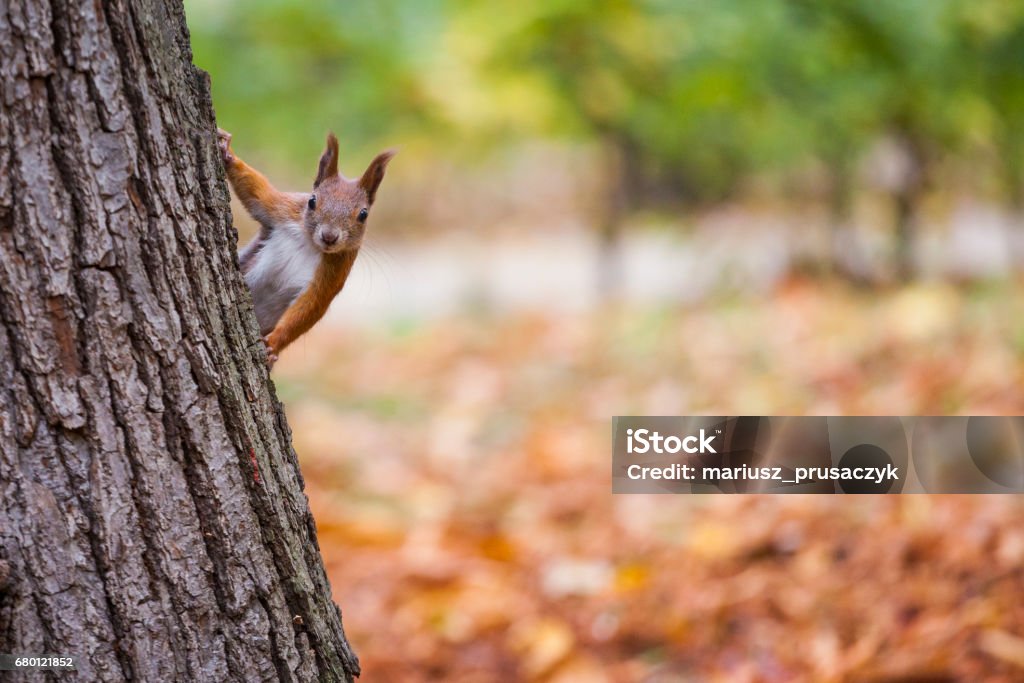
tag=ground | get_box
[274,277,1024,682]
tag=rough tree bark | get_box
[0,1,359,681]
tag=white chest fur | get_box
[244,223,320,334]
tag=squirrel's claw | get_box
[262,335,279,369]
[217,128,235,165]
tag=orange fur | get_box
[225,156,303,226]
[264,250,357,356]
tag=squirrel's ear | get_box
[359,149,396,204]
[314,132,340,188]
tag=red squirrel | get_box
[218,128,394,367]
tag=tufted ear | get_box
[358,149,396,204]
[313,132,340,188]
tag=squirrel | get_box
[217,128,394,367]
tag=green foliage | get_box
[186,0,443,174]
[186,0,1024,204]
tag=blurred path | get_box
[330,203,1023,326]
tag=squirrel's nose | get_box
[320,231,339,246]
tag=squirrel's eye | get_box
[357,208,368,222]
[307,195,316,210]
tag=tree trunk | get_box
[0,1,358,681]
[893,187,918,282]
[595,136,630,300]
[999,130,1024,272]
[891,129,928,283]
[826,156,856,278]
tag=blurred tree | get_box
[445,0,673,295]
[452,0,972,284]
[448,0,792,294]
[186,0,442,171]
[958,0,1024,268]
[789,0,967,281]
[769,2,879,277]
[187,0,1024,282]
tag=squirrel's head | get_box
[304,132,394,254]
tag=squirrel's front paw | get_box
[217,128,235,165]
[262,335,279,369]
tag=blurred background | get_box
[186,1,1024,680]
